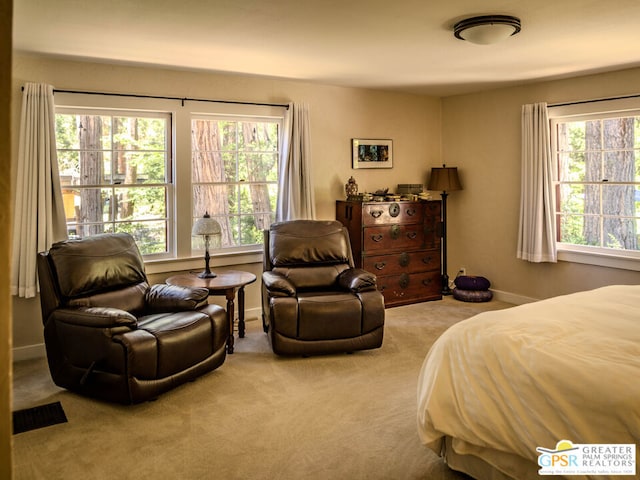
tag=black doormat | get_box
[13,401,68,434]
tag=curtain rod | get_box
[549,92,640,108]
[22,86,289,109]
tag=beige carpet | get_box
[12,296,512,480]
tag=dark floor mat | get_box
[13,401,68,434]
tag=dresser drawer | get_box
[377,271,442,306]
[362,202,423,226]
[363,224,424,252]
[363,249,439,276]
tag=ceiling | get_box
[12,0,640,96]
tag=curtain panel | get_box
[517,102,557,263]
[11,83,67,298]
[276,102,316,221]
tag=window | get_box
[191,115,280,251]
[551,110,640,258]
[53,93,285,268]
[55,108,172,257]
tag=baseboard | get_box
[13,307,265,363]
[491,289,539,305]
[243,307,262,322]
[13,343,46,363]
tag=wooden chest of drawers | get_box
[336,200,442,307]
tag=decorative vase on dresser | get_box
[336,200,442,307]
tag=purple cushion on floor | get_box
[454,275,491,291]
[453,288,493,303]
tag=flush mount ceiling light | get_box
[454,15,521,45]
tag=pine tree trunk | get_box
[602,118,636,249]
[79,115,104,237]
[191,120,232,245]
[584,118,637,249]
[117,117,138,220]
[242,122,273,232]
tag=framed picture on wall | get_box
[351,139,393,169]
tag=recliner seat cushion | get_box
[136,311,215,378]
[297,292,363,340]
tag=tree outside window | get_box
[554,115,639,252]
[191,116,279,252]
[55,108,171,256]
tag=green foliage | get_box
[56,111,170,255]
[57,110,280,256]
[192,118,279,249]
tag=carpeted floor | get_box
[12,296,512,480]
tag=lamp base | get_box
[441,273,453,296]
[197,271,217,279]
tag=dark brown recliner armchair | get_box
[262,220,385,356]
[37,233,229,404]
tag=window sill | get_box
[557,246,640,272]
[145,249,263,275]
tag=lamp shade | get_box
[427,166,463,192]
[192,212,222,237]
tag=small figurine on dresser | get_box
[345,176,360,200]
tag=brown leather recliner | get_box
[37,233,228,404]
[262,220,385,356]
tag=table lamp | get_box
[427,165,463,295]
[192,212,222,278]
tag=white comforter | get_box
[417,285,640,478]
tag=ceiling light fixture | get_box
[454,15,521,45]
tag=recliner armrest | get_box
[145,284,209,312]
[262,271,296,297]
[337,268,377,293]
[50,307,138,328]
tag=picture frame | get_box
[351,138,393,169]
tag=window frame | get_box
[549,98,640,271]
[53,93,287,271]
[190,112,282,255]
[55,103,175,260]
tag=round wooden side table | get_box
[166,270,257,354]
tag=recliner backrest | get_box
[268,220,353,266]
[266,220,354,290]
[42,233,149,315]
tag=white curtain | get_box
[276,102,316,221]
[11,83,67,298]
[517,102,557,263]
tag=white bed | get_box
[417,285,640,480]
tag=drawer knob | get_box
[389,203,400,217]
[399,273,410,289]
[407,231,417,239]
[406,207,416,216]
[399,252,409,267]
[390,225,400,239]
[374,262,386,270]
[370,210,383,218]
[422,256,432,264]
[422,278,432,286]
[371,234,384,242]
